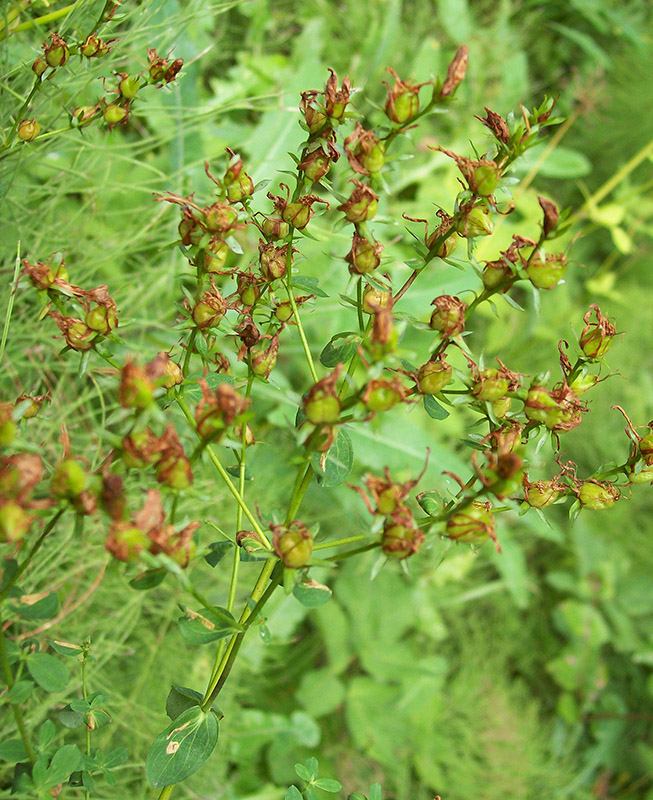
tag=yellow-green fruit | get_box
[526,482,560,508]
[579,482,618,510]
[103,104,127,125]
[0,418,17,447]
[0,502,32,542]
[473,368,509,402]
[51,460,87,498]
[17,119,40,142]
[524,387,563,429]
[446,501,495,545]
[417,361,452,395]
[113,526,149,562]
[275,528,313,568]
[381,521,424,559]
[304,394,340,425]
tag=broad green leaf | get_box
[320,333,359,367]
[204,541,234,568]
[293,275,328,297]
[6,680,34,703]
[294,763,313,782]
[102,746,129,769]
[286,786,303,800]
[39,720,56,749]
[48,640,82,657]
[129,568,167,591]
[58,704,84,729]
[13,591,59,620]
[45,745,81,788]
[86,708,112,729]
[0,740,29,763]
[145,705,219,789]
[311,428,353,487]
[177,606,240,645]
[26,653,69,693]
[184,372,234,403]
[314,778,342,792]
[423,395,450,420]
[293,577,332,608]
[166,685,204,720]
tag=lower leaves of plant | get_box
[145,705,219,789]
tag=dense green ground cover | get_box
[1,1,652,798]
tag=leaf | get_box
[13,591,60,620]
[45,745,81,788]
[26,652,69,693]
[166,685,204,720]
[293,577,332,608]
[0,740,29,763]
[146,705,219,789]
[314,779,342,793]
[204,541,234,568]
[39,720,56,749]
[48,640,83,657]
[86,708,112,730]
[423,395,450,420]
[6,681,34,703]
[102,746,129,769]
[129,568,167,591]
[293,275,328,297]
[58,704,84,729]
[416,491,440,517]
[184,372,235,403]
[320,333,359,367]
[286,786,303,800]
[177,606,240,645]
[294,763,313,782]
[311,428,353,487]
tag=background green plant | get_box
[1,1,652,799]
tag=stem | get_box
[285,461,313,525]
[285,252,319,384]
[0,241,22,366]
[182,329,197,377]
[175,397,271,549]
[81,650,91,800]
[157,787,174,800]
[3,79,40,150]
[0,626,36,763]
[313,534,369,551]
[0,509,65,603]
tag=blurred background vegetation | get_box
[1,0,652,798]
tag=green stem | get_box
[0,241,22,366]
[313,534,369,551]
[285,249,318,384]
[3,79,40,150]
[0,509,64,603]
[182,329,198,377]
[81,651,91,800]
[285,461,313,526]
[157,786,174,800]
[175,396,271,549]
[0,626,36,763]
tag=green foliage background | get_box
[1,0,652,798]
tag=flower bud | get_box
[456,206,494,238]
[43,34,69,68]
[416,357,452,395]
[203,202,239,234]
[258,241,288,281]
[471,163,500,197]
[579,305,617,359]
[482,258,513,290]
[472,368,509,402]
[17,119,40,142]
[344,124,386,176]
[51,459,87,499]
[446,501,496,546]
[524,478,561,508]
[273,521,313,568]
[345,233,383,275]
[119,75,140,99]
[119,361,155,409]
[381,518,424,559]
[282,202,310,229]
[15,394,47,420]
[86,304,118,335]
[363,379,406,413]
[80,34,107,58]
[0,502,32,543]
[251,336,279,379]
[304,367,342,425]
[274,302,294,323]
[261,216,290,240]
[223,149,255,202]
[204,239,229,273]
[32,58,48,78]
[192,286,227,329]
[237,273,261,307]
[524,386,563,429]
[383,68,424,124]
[72,105,100,127]
[324,69,351,121]
[298,144,337,183]
[299,90,328,134]
[578,480,619,510]
[524,250,567,290]
[337,180,378,223]
[103,103,127,126]
[362,286,391,314]
[429,295,467,337]
[105,522,149,562]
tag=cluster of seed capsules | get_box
[5,58,651,574]
[16,21,182,143]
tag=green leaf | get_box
[45,745,81,788]
[369,783,382,800]
[293,577,332,608]
[320,333,359,367]
[48,640,83,657]
[6,680,34,703]
[423,395,450,419]
[102,746,129,770]
[13,591,60,620]
[146,705,219,789]
[26,652,69,693]
[184,372,235,403]
[314,778,342,793]
[204,541,234,568]
[166,685,204,720]
[177,606,240,645]
[86,708,112,730]
[305,757,319,780]
[129,568,167,591]
[294,763,313,782]
[286,786,303,800]
[293,275,329,297]
[416,491,440,517]
[0,740,29,763]
[58,704,84,729]
[39,720,56,750]
[311,428,353,487]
